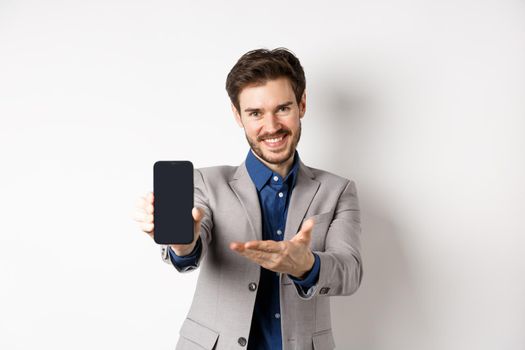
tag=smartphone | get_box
[153,161,194,245]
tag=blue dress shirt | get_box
[169,150,321,349]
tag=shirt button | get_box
[248,282,257,291]
[273,176,279,181]
[275,313,281,319]
[278,192,284,198]
[238,337,247,347]
[276,229,282,235]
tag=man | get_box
[134,48,363,350]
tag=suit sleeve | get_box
[288,252,321,297]
[292,180,363,299]
[160,169,214,272]
[167,236,202,272]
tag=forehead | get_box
[238,77,295,110]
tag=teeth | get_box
[265,136,283,143]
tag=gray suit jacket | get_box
[160,159,363,350]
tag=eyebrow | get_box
[244,101,294,113]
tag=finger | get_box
[192,207,204,223]
[136,196,146,209]
[245,240,282,253]
[240,248,272,264]
[229,241,245,252]
[232,247,279,270]
[147,191,154,203]
[192,207,204,239]
[141,222,154,234]
[136,193,153,209]
[294,218,315,243]
[145,203,154,215]
[132,209,147,222]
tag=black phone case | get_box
[153,161,194,245]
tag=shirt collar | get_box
[245,149,300,191]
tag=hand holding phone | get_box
[132,160,203,256]
[133,192,204,256]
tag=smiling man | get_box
[134,48,363,350]
[233,77,302,177]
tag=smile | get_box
[262,134,287,148]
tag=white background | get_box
[1,0,524,349]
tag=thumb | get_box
[294,218,315,244]
[192,207,204,223]
[192,207,204,240]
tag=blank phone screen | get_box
[153,161,194,245]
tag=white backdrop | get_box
[1,0,524,349]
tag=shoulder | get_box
[195,165,238,181]
[303,164,356,189]
[303,164,359,206]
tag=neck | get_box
[252,150,295,179]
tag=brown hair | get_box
[225,47,306,112]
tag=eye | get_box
[249,111,260,117]
[278,106,290,112]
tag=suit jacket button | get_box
[248,282,257,291]
[238,337,247,346]
[319,287,330,295]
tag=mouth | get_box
[261,134,288,149]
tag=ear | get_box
[299,91,306,119]
[231,103,244,128]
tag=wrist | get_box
[295,251,315,279]
[170,242,196,257]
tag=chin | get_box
[260,147,294,165]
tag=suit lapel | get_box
[284,160,320,240]
[229,162,262,241]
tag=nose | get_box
[262,113,280,134]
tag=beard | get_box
[245,121,302,165]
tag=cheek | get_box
[283,119,300,132]
[244,122,262,137]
